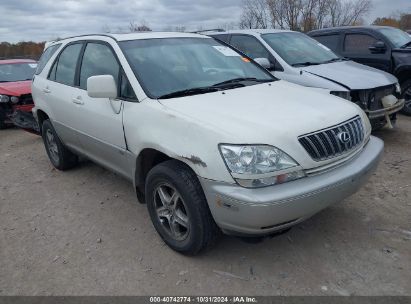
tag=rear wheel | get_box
[400,79,411,116]
[145,160,220,255]
[41,119,78,170]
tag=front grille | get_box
[352,84,396,111]
[298,116,364,161]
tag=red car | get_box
[0,59,38,132]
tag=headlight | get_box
[10,96,19,104]
[395,83,401,94]
[331,91,351,101]
[0,94,10,103]
[219,145,305,188]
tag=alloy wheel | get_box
[46,129,59,163]
[153,183,190,241]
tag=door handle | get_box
[72,97,84,105]
[43,88,51,94]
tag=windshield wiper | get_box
[212,77,272,87]
[157,87,220,99]
[291,62,322,67]
[321,57,347,64]
[400,41,411,48]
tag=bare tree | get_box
[240,0,371,31]
[239,0,270,29]
[129,20,152,32]
[327,0,371,27]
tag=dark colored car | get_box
[308,26,411,116]
[0,59,38,131]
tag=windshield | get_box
[119,38,274,99]
[261,32,340,66]
[376,27,411,48]
[0,62,37,82]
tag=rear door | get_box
[44,42,84,149]
[73,41,133,178]
[341,31,392,72]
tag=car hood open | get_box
[302,61,397,90]
[0,80,32,96]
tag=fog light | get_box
[235,170,306,188]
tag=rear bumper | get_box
[367,99,404,119]
[200,136,384,236]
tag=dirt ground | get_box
[0,116,410,296]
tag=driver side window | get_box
[79,43,120,90]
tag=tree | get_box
[129,21,152,32]
[399,14,411,30]
[372,17,400,28]
[239,0,270,29]
[240,0,372,32]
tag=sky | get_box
[0,0,410,43]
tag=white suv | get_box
[32,32,383,254]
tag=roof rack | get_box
[192,29,225,34]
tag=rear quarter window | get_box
[35,44,61,75]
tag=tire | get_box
[41,119,78,170]
[145,160,220,255]
[400,79,411,116]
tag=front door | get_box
[74,42,131,178]
[341,32,391,72]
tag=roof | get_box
[49,32,209,45]
[308,25,395,35]
[208,29,294,35]
[0,59,37,65]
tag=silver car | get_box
[208,29,404,130]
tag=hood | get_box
[158,80,362,147]
[0,81,32,96]
[302,61,397,90]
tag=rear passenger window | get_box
[344,34,378,54]
[35,44,61,75]
[51,43,83,86]
[313,35,340,52]
[79,43,119,90]
[230,35,270,59]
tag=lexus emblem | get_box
[337,131,351,144]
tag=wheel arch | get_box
[134,148,198,203]
[35,109,50,132]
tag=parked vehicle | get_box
[32,33,383,254]
[0,59,38,130]
[208,29,404,130]
[308,26,411,116]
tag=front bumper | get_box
[200,136,384,236]
[367,99,405,119]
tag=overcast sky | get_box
[0,0,410,43]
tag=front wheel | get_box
[41,119,78,170]
[145,160,220,255]
[400,79,411,116]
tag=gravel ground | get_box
[0,116,410,296]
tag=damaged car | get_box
[0,59,38,131]
[208,29,404,130]
[32,33,383,255]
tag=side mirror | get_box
[87,75,117,99]
[254,57,271,70]
[369,41,386,53]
